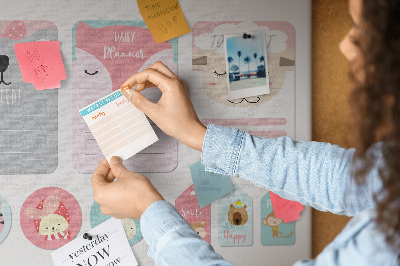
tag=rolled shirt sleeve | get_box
[201,124,382,216]
[140,200,234,265]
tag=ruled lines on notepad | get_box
[88,104,153,158]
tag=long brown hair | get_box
[350,0,400,251]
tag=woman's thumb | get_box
[122,88,154,115]
[109,156,128,178]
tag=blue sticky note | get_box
[190,160,233,208]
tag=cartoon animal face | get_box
[24,190,71,238]
[262,211,283,227]
[189,220,206,239]
[193,49,294,107]
[74,21,176,92]
[0,21,58,175]
[38,214,69,236]
[192,21,295,108]
[72,21,178,174]
[228,203,248,226]
[121,218,136,240]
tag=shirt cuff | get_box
[140,200,190,260]
[201,123,245,176]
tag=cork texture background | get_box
[312,0,354,258]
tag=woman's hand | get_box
[120,61,206,151]
[91,157,164,219]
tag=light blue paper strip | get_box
[79,90,123,116]
[190,160,233,209]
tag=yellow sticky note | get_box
[137,0,191,44]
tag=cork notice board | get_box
[312,0,352,258]
[0,0,313,265]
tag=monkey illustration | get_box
[189,220,206,239]
[262,211,293,238]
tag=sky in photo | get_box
[226,31,266,73]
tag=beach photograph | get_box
[225,31,270,100]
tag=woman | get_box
[91,0,400,264]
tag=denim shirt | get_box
[140,124,399,265]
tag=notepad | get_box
[137,0,191,43]
[14,41,66,90]
[79,89,158,162]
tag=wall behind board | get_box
[312,0,353,258]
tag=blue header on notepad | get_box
[80,91,123,117]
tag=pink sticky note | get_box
[14,41,66,90]
[269,191,304,223]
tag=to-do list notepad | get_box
[79,89,158,162]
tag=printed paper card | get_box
[14,41,66,90]
[261,192,295,246]
[175,184,211,243]
[90,201,142,246]
[20,187,82,250]
[79,89,158,162]
[137,0,191,43]
[218,184,252,246]
[51,218,138,266]
[0,20,58,174]
[190,160,233,208]
[72,20,178,174]
[269,191,304,223]
[0,194,12,244]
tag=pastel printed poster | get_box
[20,187,82,249]
[218,184,252,246]
[192,21,294,108]
[192,21,294,142]
[261,192,295,245]
[0,20,58,174]
[90,201,142,246]
[0,194,12,244]
[175,184,211,243]
[72,20,178,174]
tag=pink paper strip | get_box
[269,191,304,223]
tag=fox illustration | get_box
[72,21,178,174]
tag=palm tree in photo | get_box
[244,56,251,78]
[227,56,234,83]
[228,56,234,72]
[260,55,266,72]
[253,53,258,74]
[237,51,242,77]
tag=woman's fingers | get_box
[92,159,110,191]
[105,168,116,183]
[121,88,159,118]
[120,68,173,93]
[147,61,178,79]
[135,81,157,92]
